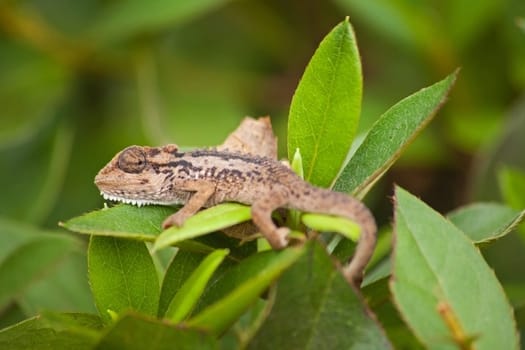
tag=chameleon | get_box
[94,144,377,286]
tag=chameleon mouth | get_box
[101,192,158,207]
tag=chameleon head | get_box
[94,144,180,206]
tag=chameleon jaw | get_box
[101,191,161,207]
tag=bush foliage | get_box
[1,2,525,349]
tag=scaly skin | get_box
[95,144,377,286]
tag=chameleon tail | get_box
[290,183,377,287]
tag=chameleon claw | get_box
[162,212,188,229]
[161,218,174,230]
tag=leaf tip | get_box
[215,248,231,258]
[107,309,119,322]
[291,148,304,179]
[445,68,461,88]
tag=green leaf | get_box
[39,312,103,337]
[367,296,422,349]
[362,258,391,288]
[0,119,73,224]
[0,41,70,148]
[287,18,362,188]
[0,234,81,310]
[88,236,160,324]
[0,222,91,316]
[89,0,231,45]
[187,246,304,336]
[334,71,458,197]
[20,250,95,315]
[63,204,223,253]
[499,166,525,209]
[0,218,50,264]
[196,232,257,260]
[157,250,206,318]
[95,313,216,350]
[448,202,525,243]
[165,249,229,323]
[27,121,75,224]
[290,147,304,179]
[61,204,174,240]
[220,298,269,349]
[195,251,284,312]
[248,241,391,349]
[391,186,518,349]
[154,203,251,251]
[0,313,101,350]
[288,148,304,230]
[302,213,361,241]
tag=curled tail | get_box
[289,182,377,287]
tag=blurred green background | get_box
[0,0,524,332]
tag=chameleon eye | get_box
[117,146,147,173]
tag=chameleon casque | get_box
[95,144,377,286]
